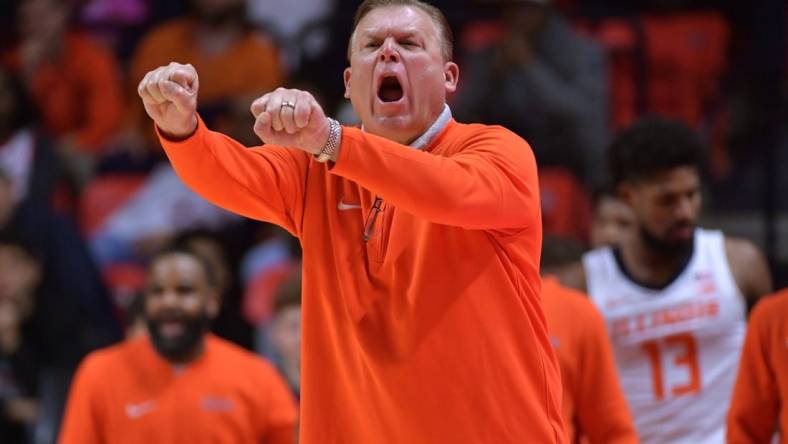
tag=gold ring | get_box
[281,100,296,110]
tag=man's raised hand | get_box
[250,88,330,155]
[137,62,199,139]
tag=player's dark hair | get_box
[608,117,704,186]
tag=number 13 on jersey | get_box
[641,333,701,401]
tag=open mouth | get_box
[157,320,186,337]
[377,76,404,103]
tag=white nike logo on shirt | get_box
[338,200,362,211]
[125,400,156,419]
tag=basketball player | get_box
[562,117,772,443]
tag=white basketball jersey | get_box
[583,229,746,444]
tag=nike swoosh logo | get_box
[338,201,362,211]
[126,400,156,419]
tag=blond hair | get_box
[348,0,454,61]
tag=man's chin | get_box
[641,226,695,255]
[149,335,201,362]
[367,115,427,144]
[146,318,209,362]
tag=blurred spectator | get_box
[59,247,297,444]
[173,229,255,349]
[267,269,301,400]
[241,227,299,329]
[539,167,592,243]
[77,0,152,64]
[5,0,125,175]
[640,10,729,128]
[129,0,284,144]
[246,0,335,72]
[589,185,633,249]
[0,168,121,367]
[89,163,239,267]
[0,67,75,212]
[0,238,42,444]
[453,0,608,185]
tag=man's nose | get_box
[379,38,401,63]
[674,196,694,220]
[160,290,179,308]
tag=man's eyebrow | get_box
[357,28,422,40]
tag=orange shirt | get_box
[58,334,297,444]
[727,290,788,443]
[158,117,567,443]
[7,32,124,152]
[129,19,283,106]
[541,276,638,444]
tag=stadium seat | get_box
[79,173,146,237]
[539,167,592,243]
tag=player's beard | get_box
[147,311,211,363]
[639,224,694,258]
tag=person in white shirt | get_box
[562,117,772,444]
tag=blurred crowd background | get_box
[0,0,784,442]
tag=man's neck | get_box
[159,339,206,367]
[365,104,452,149]
[619,231,693,288]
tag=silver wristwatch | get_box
[314,118,341,163]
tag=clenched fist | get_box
[137,62,199,139]
[250,88,331,156]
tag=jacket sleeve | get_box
[575,302,639,444]
[158,116,310,237]
[57,356,104,444]
[727,301,779,444]
[330,124,539,231]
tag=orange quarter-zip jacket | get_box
[158,114,567,444]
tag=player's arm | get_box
[727,298,779,443]
[725,237,772,313]
[558,262,588,293]
[575,299,638,444]
[139,63,310,237]
[57,356,104,444]
[329,126,539,231]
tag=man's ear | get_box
[443,62,459,94]
[343,67,352,99]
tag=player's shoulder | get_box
[722,233,772,298]
[450,120,532,150]
[749,289,788,325]
[723,234,764,262]
[544,276,596,311]
[76,337,145,378]
[542,277,607,342]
